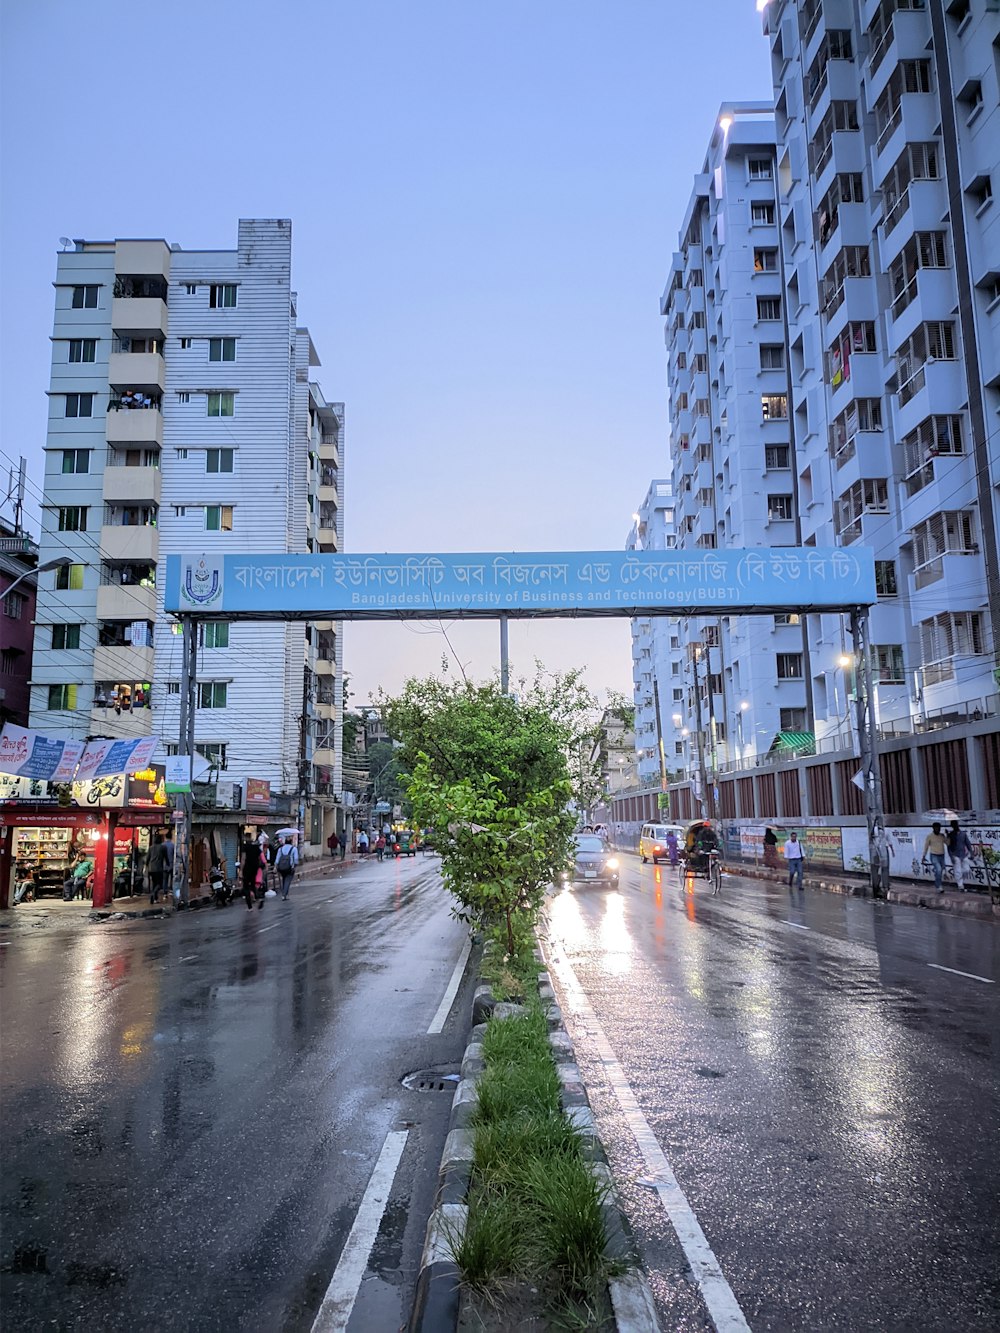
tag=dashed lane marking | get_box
[543,936,751,1333]
[427,935,472,1034]
[179,954,199,961]
[783,921,810,930]
[257,923,279,934]
[311,1128,409,1332]
[928,962,994,984]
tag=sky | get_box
[0,0,773,705]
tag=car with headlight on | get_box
[562,833,620,887]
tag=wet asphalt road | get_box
[0,855,470,1333]
[545,858,1000,1332]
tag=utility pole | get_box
[499,614,509,694]
[690,642,713,821]
[173,616,196,907]
[851,608,889,897]
[297,665,311,842]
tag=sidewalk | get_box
[732,861,999,920]
[0,854,365,932]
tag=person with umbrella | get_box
[273,835,299,901]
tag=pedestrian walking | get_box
[274,836,298,900]
[666,830,679,867]
[784,830,805,889]
[163,829,175,901]
[375,834,386,861]
[947,820,973,892]
[922,822,948,892]
[327,831,339,859]
[358,830,369,856]
[763,826,779,869]
[148,834,167,904]
[339,832,347,861]
[240,836,264,911]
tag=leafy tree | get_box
[365,740,408,811]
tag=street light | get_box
[2,556,79,602]
[737,700,749,753]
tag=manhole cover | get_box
[401,1068,460,1092]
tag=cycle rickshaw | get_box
[680,819,724,895]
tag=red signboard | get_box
[246,778,271,812]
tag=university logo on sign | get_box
[181,557,224,608]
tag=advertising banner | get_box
[246,778,271,812]
[164,756,191,794]
[0,725,85,783]
[844,823,1000,889]
[164,547,877,621]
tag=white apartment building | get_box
[661,104,813,814]
[757,0,1000,815]
[29,219,345,845]
[627,480,684,788]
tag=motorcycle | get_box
[210,863,235,908]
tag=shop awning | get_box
[768,731,816,755]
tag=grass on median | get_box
[453,944,617,1326]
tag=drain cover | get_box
[402,1068,460,1092]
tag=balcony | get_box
[895,360,965,437]
[106,404,163,444]
[102,465,161,505]
[887,269,955,349]
[111,296,169,336]
[867,10,931,102]
[99,524,159,563]
[317,526,338,552]
[318,435,340,465]
[97,581,156,622]
[93,644,155,683]
[909,552,983,608]
[108,351,165,393]
[874,96,938,184]
[87,705,153,739]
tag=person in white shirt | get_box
[274,837,299,901]
[784,830,805,889]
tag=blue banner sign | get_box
[164,548,876,619]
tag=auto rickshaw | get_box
[680,819,723,893]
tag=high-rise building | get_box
[29,219,345,846]
[1,521,39,729]
[628,480,684,790]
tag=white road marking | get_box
[783,921,810,931]
[311,1128,409,1332]
[427,935,472,1034]
[179,954,199,961]
[928,963,994,984]
[257,923,279,934]
[543,936,751,1333]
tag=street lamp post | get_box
[2,556,78,603]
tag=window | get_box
[753,248,778,272]
[55,563,84,591]
[751,202,775,225]
[205,505,233,532]
[875,560,898,598]
[874,645,905,684]
[180,337,192,349]
[826,322,878,387]
[768,494,794,520]
[196,742,228,768]
[71,285,99,309]
[209,337,237,362]
[177,392,191,404]
[51,624,81,649]
[777,653,803,680]
[780,708,807,731]
[911,511,977,569]
[198,682,228,709]
[57,506,87,532]
[672,688,683,701]
[690,310,706,328]
[47,684,78,711]
[958,79,984,124]
[207,392,234,417]
[209,284,237,309]
[65,393,94,418]
[766,444,790,469]
[760,344,784,370]
[774,613,801,626]
[68,339,96,363]
[57,447,91,477]
[692,353,709,373]
[184,284,197,295]
[836,478,889,541]
[674,352,686,371]
[757,296,782,320]
[689,270,704,287]
[3,590,25,619]
[206,448,234,473]
[920,612,985,671]
[968,174,993,214]
[749,158,772,181]
[167,681,180,695]
[762,393,788,420]
[203,622,229,648]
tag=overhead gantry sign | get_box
[164,548,876,620]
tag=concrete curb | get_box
[732,862,998,919]
[409,946,659,1333]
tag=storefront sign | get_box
[246,778,271,812]
[127,765,167,809]
[164,548,877,620]
[0,806,101,828]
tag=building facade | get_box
[1,522,39,728]
[28,219,345,847]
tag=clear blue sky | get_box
[0,0,772,704]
